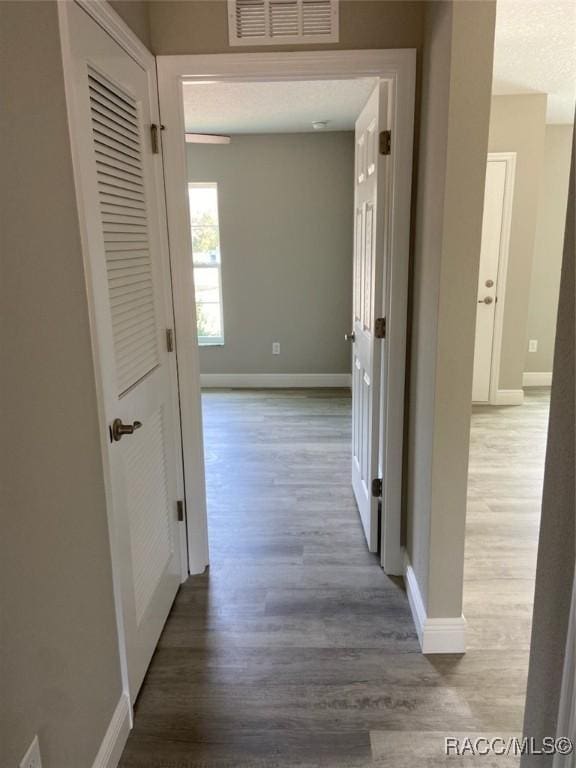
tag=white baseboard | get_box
[494,389,524,406]
[404,560,467,654]
[200,373,352,388]
[92,693,131,768]
[523,371,552,387]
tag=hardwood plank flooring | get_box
[119,388,549,767]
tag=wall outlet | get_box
[528,339,538,353]
[20,735,42,768]
[272,342,280,355]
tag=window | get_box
[188,183,224,345]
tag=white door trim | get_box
[157,49,415,577]
[58,0,189,717]
[74,0,153,68]
[485,152,516,405]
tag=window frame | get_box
[188,182,225,346]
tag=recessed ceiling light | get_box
[312,121,329,130]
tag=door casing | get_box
[158,49,416,576]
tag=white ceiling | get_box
[492,0,576,124]
[182,78,377,134]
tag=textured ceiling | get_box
[182,78,377,134]
[492,0,576,123]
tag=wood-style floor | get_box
[119,388,549,767]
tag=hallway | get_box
[119,389,548,767]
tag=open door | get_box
[62,2,184,701]
[350,81,390,552]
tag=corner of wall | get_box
[406,0,496,641]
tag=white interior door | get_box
[472,158,508,402]
[351,82,390,552]
[64,2,183,701]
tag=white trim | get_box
[487,152,516,405]
[74,0,153,68]
[420,617,467,655]
[378,54,415,576]
[404,559,467,654]
[494,389,525,406]
[157,48,416,580]
[523,371,553,387]
[91,694,131,768]
[201,373,351,388]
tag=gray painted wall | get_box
[525,124,573,374]
[188,133,355,375]
[148,0,424,55]
[109,0,152,48]
[521,115,574,768]
[0,3,123,766]
[488,95,548,391]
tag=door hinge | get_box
[371,478,383,498]
[379,130,391,156]
[150,123,160,154]
[176,499,185,522]
[166,328,174,352]
[375,317,386,339]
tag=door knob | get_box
[345,332,356,342]
[479,296,494,305]
[110,418,142,442]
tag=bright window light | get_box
[188,183,225,346]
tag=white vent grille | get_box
[88,69,160,397]
[302,0,333,36]
[270,0,299,37]
[228,0,338,45]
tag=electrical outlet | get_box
[528,339,538,353]
[272,342,280,355]
[20,735,42,768]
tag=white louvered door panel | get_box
[65,3,183,703]
[351,82,390,553]
[88,69,160,396]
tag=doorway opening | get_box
[183,76,388,564]
[157,51,416,581]
[465,111,573,724]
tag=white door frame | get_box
[157,49,416,576]
[479,152,516,405]
[58,0,190,715]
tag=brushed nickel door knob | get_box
[110,418,142,442]
[479,296,494,305]
[345,332,356,342]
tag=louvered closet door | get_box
[66,2,183,701]
[351,82,390,552]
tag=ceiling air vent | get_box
[228,0,339,46]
